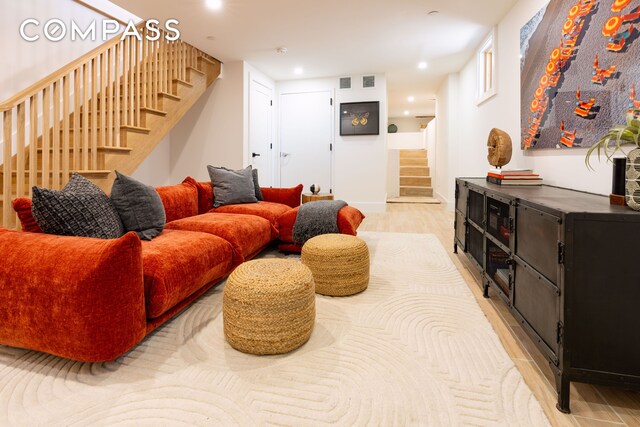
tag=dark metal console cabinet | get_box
[454,178,640,413]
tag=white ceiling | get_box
[112,0,517,118]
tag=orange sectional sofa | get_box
[0,177,364,362]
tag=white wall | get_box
[387,149,400,199]
[425,119,437,188]
[387,132,425,150]
[436,0,612,208]
[276,74,388,212]
[169,61,246,182]
[435,74,460,206]
[0,0,108,102]
[132,136,171,186]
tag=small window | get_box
[477,29,497,104]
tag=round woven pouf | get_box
[301,234,370,296]
[223,259,315,355]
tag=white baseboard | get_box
[435,191,453,211]
[349,201,387,213]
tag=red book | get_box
[487,172,540,180]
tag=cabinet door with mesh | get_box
[515,204,560,284]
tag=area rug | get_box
[0,232,549,426]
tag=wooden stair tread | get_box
[158,91,181,101]
[187,66,206,76]
[36,146,132,153]
[60,125,151,134]
[78,106,168,116]
[198,56,218,65]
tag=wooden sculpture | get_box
[487,128,513,167]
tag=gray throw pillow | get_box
[252,168,264,201]
[207,165,258,208]
[31,173,125,239]
[110,171,166,240]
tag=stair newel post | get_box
[100,52,106,150]
[73,68,80,170]
[114,42,121,148]
[42,85,51,189]
[82,63,89,170]
[52,79,61,189]
[29,95,38,196]
[2,109,12,228]
[16,102,26,198]
[62,75,70,186]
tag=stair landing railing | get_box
[0,22,215,228]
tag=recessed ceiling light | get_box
[276,47,288,55]
[294,67,303,75]
[205,0,223,11]
[404,110,410,116]
[407,96,415,102]
[418,62,428,70]
[206,35,216,41]
[428,10,440,16]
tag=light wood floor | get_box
[360,203,640,427]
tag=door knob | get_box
[281,152,291,158]
[252,152,261,158]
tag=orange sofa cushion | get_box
[155,180,199,223]
[11,198,43,233]
[165,213,276,261]
[0,228,145,362]
[277,205,365,252]
[141,229,235,319]
[183,178,215,215]
[210,201,291,227]
[261,184,303,208]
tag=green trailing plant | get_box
[585,108,640,170]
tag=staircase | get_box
[399,149,433,198]
[0,23,221,229]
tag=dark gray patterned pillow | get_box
[31,173,125,239]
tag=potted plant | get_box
[585,108,640,169]
[585,108,640,210]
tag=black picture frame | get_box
[340,101,380,136]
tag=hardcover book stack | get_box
[487,168,543,186]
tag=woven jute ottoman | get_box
[223,259,315,355]
[301,234,370,296]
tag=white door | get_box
[249,79,273,186]
[279,91,333,192]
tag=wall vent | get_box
[363,75,375,88]
[339,77,351,89]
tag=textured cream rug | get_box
[0,232,549,426]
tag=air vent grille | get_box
[363,75,375,88]
[339,77,351,89]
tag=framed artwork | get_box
[340,101,380,136]
[520,0,640,150]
